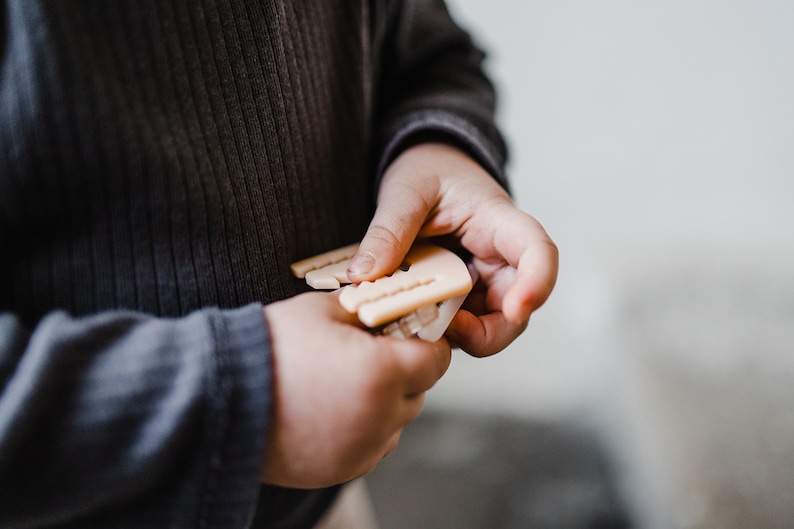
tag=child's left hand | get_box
[347,142,558,357]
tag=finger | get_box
[502,238,559,323]
[387,336,452,395]
[473,208,558,323]
[399,392,427,426]
[346,189,427,281]
[324,289,368,328]
[347,168,438,283]
[355,427,406,479]
[384,429,404,459]
[445,309,528,358]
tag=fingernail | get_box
[347,253,375,276]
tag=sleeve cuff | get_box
[376,109,510,193]
[199,303,272,528]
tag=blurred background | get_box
[366,1,794,528]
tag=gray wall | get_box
[432,2,794,528]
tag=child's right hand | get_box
[260,290,452,489]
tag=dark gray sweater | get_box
[0,1,506,527]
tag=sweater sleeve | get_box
[0,304,271,529]
[374,0,509,190]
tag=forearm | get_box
[0,304,270,528]
[375,0,509,189]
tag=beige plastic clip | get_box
[290,243,359,290]
[291,243,473,341]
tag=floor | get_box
[367,411,630,529]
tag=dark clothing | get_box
[0,0,506,527]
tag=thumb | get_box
[347,187,432,283]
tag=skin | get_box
[262,143,558,489]
[349,143,559,357]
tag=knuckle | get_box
[363,225,402,251]
[544,237,560,262]
[355,347,401,397]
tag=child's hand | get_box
[261,291,451,488]
[347,143,558,357]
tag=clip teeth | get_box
[378,304,440,339]
[291,243,472,340]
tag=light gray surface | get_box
[368,411,629,529]
[585,258,794,529]
[417,2,794,528]
[433,0,794,418]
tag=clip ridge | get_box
[291,243,473,341]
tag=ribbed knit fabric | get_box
[0,305,272,528]
[0,1,506,527]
